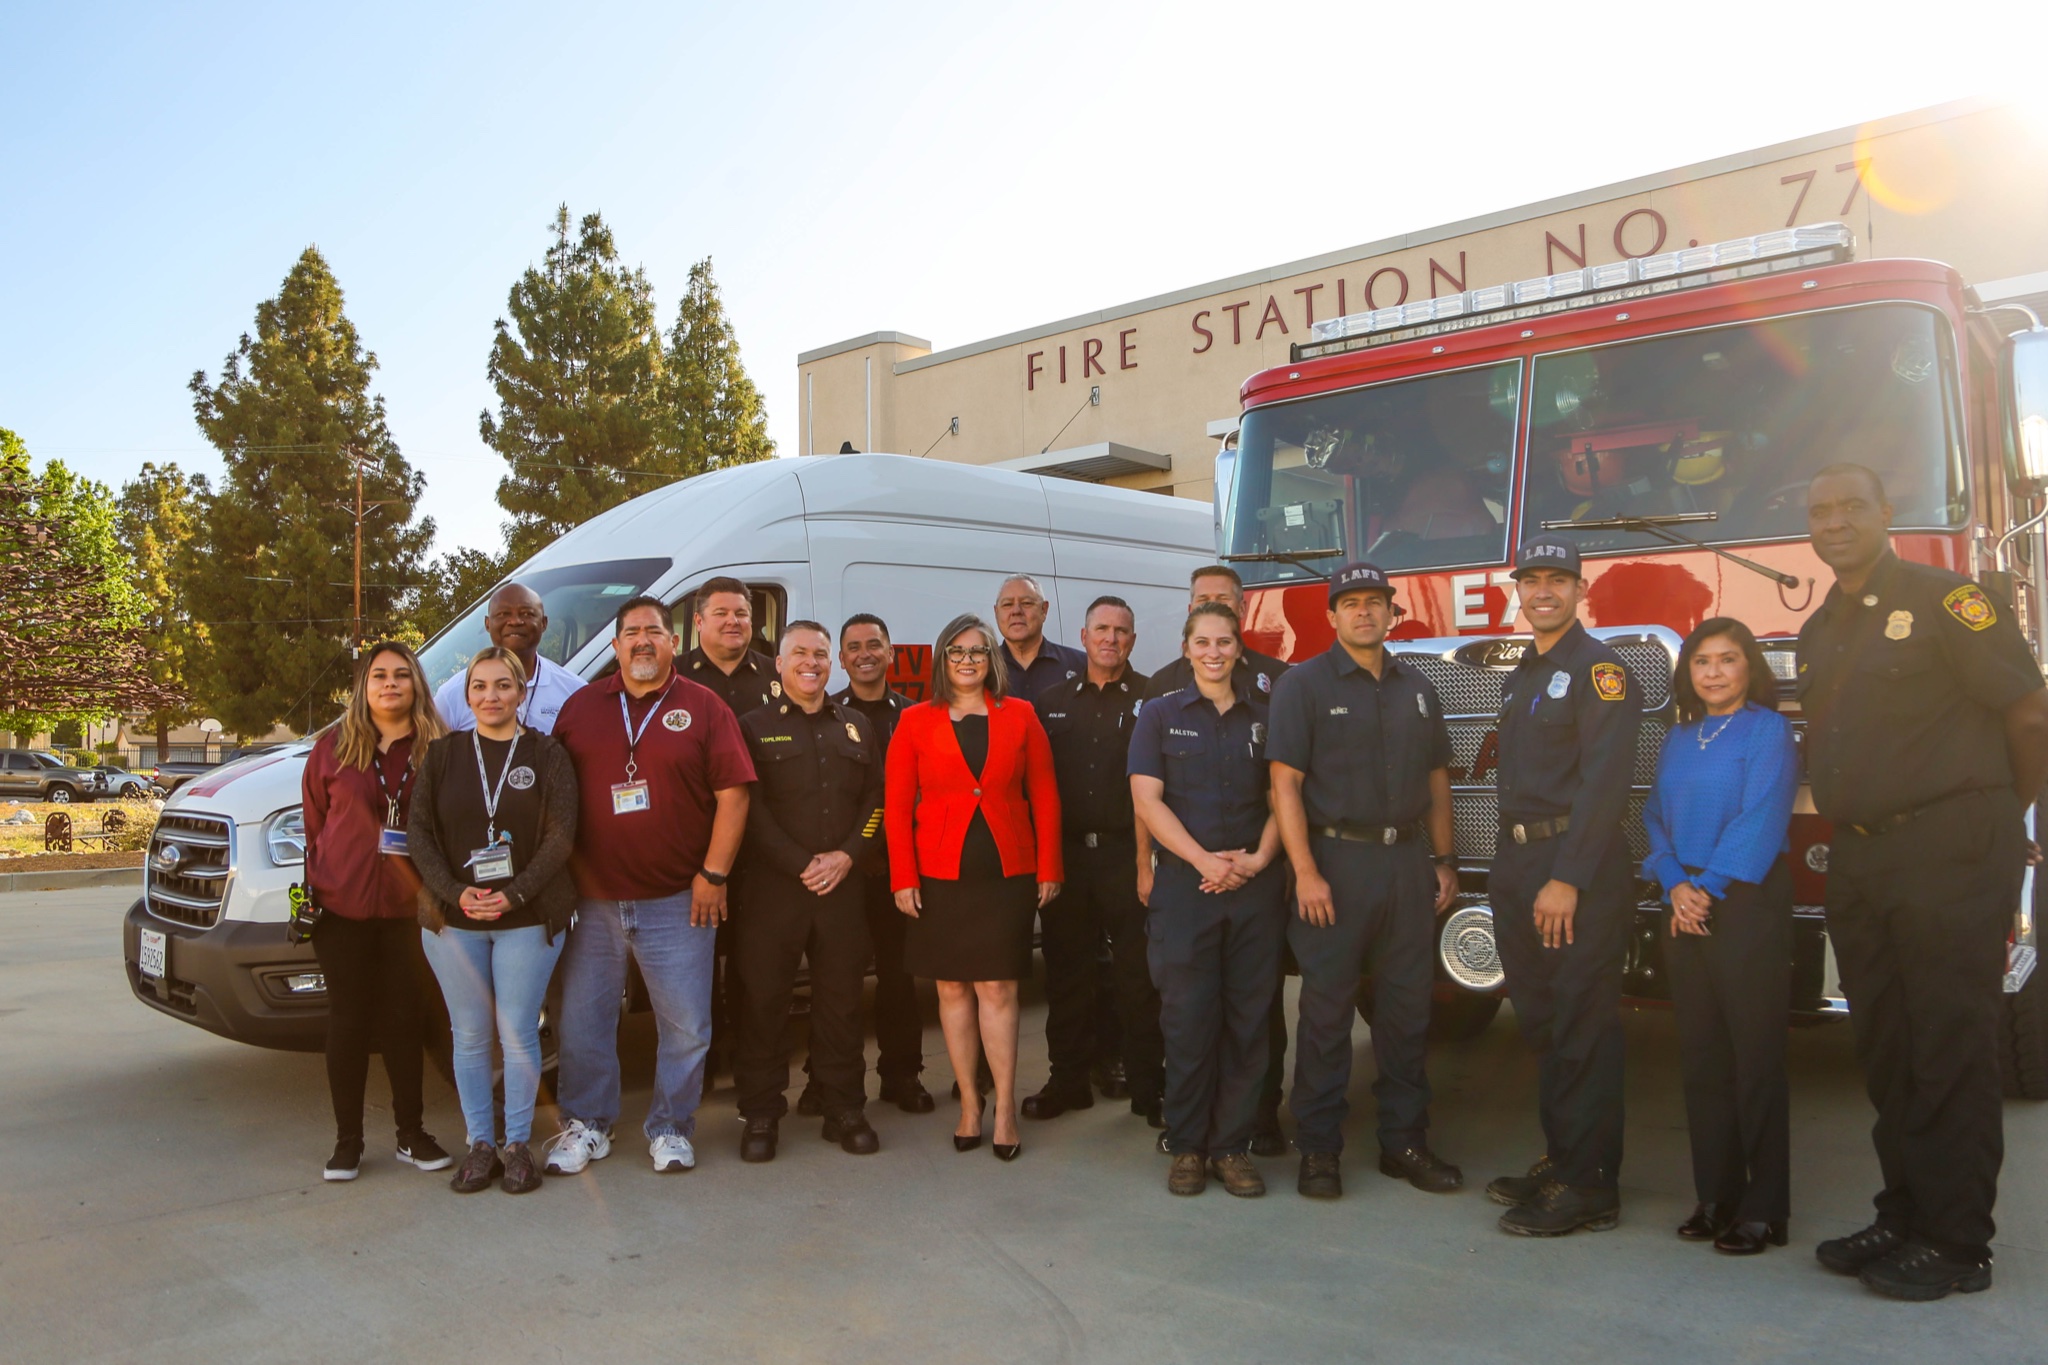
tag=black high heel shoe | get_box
[993,1141,1021,1162]
[954,1095,985,1152]
[1713,1220,1789,1255]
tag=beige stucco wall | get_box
[797,100,2048,501]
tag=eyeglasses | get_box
[944,645,992,662]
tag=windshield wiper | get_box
[1539,512,1799,589]
[1223,548,1342,580]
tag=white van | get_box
[121,453,1211,1057]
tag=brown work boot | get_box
[1485,1155,1555,1207]
[1379,1144,1464,1194]
[1167,1152,1207,1196]
[1207,1151,1266,1198]
[1297,1151,1342,1199]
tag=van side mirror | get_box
[2006,328,2048,491]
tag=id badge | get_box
[378,827,409,856]
[468,846,514,883]
[611,780,651,815]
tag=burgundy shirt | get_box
[552,670,756,900]
[301,730,421,920]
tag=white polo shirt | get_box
[432,653,586,735]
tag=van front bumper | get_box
[122,899,328,1051]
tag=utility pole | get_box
[339,447,399,656]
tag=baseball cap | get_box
[1327,560,1396,606]
[1509,534,1583,580]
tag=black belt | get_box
[1502,816,1570,845]
[1315,823,1419,846]
[1068,829,1134,849]
[1843,789,1977,838]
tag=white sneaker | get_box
[543,1119,613,1176]
[650,1133,696,1173]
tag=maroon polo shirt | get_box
[301,730,421,920]
[552,669,756,900]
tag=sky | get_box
[4,1,2044,558]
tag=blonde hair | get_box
[465,646,529,698]
[335,640,447,770]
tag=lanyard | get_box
[372,744,413,829]
[471,730,523,845]
[618,676,677,782]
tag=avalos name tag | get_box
[378,827,410,856]
[468,846,514,883]
[611,780,651,815]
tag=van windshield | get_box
[416,558,671,695]
[1224,361,1521,586]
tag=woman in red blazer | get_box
[888,612,1062,1160]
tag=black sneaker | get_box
[1858,1243,1993,1301]
[1497,1181,1619,1237]
[1815,1223,1906,1276]
[1485,1155,1556,1207]
[323,1139,364,1183]
[396,1130,452,1172]
[500,1141,543,1195]
[450,1141,503,1194]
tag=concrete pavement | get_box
[4,886,2045,1363]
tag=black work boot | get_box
[823,1111,880,1155]
[1378,1144,1464,1193]
[1497,1181,1620,1237]
[1484,1155,1556,1207]
[1858,1243,1993,1301]
[1021,1081,1094,1120]
[1815,1223,1906,1275]
[739,1115,779,1163]
[1297,1151,1342,1200]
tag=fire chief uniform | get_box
[1797,554,2041,1266]
[1038,667,1163,1114]
[734,696,886,1124]
[1493,621,1642,1192]
[1267,643,1451,1158]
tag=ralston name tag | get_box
[612,780,651,815]
[378,827,410,856]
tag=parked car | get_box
[0,751,106,803]
[144,747,285,797]
[90,761,156,799]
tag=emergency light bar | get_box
[1292,223,1856,363]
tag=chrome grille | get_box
[146,812,233,928]
[1407,656,1506,716]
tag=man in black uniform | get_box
[1028,596,1164,1126]
[1144,564,1292,1156]
[1485,534,1642,1237]
[733,621,887,1162]
[829,613,935,1114]
[995,573,1086,705]
[1796,464,2048,1300]
[1268,562,1463,1199]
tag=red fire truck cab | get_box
[1219,223,2048,1096]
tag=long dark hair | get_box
[1672,617,1777,724]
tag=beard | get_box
[626,653,664,682]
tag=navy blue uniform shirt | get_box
[1796,553,2043,826]
[687,645,779,718]
[1128,686,1272,853]
[1145,647,1289,702]
[831,686,910,756]
[1496,621,1642,888]
[1040,667,1150,835]
[1266,644,1452,829]
[739,698,886,877]
[1001,640,1086,706]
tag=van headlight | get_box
[266,807,307,865]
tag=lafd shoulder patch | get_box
[1590,662,1627,702]
[1944,583,1997,631]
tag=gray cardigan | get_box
[408,731,580,941]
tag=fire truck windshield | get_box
[1226,304,1966,585]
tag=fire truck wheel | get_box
[1999,959,2048,1101]
[1354,982,1504,1042]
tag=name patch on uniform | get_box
[661,709,692,732]
[1168,728,1200,738]
[1885,610,1913,641]
[1329,706,1349,716]
[1944,584,1997,631]
[507,766,536,790]
[758,734,792,743]
[1547,672,1571,700]
[1591,662,1627,702]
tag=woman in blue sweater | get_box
[1642,617,1797,1257]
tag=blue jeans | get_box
[418,924,564,1146]
[557,893,716,1140]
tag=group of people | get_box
[296,462,2047,1304]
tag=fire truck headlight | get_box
[1439,906,1505,992]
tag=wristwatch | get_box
[1432,853,1457,867]
[699,869,730,887]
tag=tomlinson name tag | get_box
[612,780,651,815]
[468,845,514,883]
[378,827,410,857]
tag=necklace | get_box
[1695,711,1740,751]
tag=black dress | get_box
[905,714,1038,981]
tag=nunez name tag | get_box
[611,780,651,815]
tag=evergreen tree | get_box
[660,257,774,474]
[482,207,665,563]
[188,247,433,737]
[0,428,169,738]
[413,545,510,640]
[116,462,209,759]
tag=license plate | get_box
[138,928,167,980]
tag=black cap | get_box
[1327,560,1396,606]
[1510,534,1582,580]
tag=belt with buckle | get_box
[1844,790,1975,838]
[1316,823,1417,846]
[1503,816,1570,845]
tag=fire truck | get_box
[1215,223,2048,1097]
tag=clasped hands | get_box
[1668,881,1714,937]
[1195,848,1265,896]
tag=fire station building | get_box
[795,98,2048,503]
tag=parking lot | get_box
[8,885,2047,1363]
